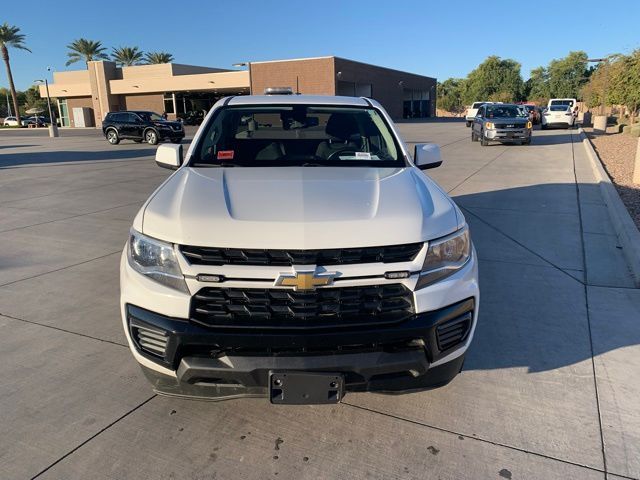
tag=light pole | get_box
[232,62,252,94]
[34,78,59,137]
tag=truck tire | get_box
[466,121,471,128]
[106,129,120,145]
[144,129,159,145]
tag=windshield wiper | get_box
[191,162,242,168]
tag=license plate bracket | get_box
[269,371,344,405]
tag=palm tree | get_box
[144,51,174,64]
[0,23,31,126]
[111,46,144,67]
[66,38,108,67]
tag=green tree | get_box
[66,38,108,67]
[606,50,640,123]
[462,56,524,104]
[525,66,549,104]
[437,78,465,113]
[546,51,589,99]
[23,85,51,114]
[144,51,174,64]
[112,46,144,67]
[0,23,31,125]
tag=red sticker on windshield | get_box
[217,150,234,160]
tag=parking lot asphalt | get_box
[1,121,639,480]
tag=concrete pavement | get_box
[0,122,638,479]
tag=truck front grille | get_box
[495,123,526,129]
[180,243,422,267]
[190,284,414,330]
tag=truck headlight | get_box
[527,121,532,129]
[485,122,494,129]
[127,229,188,293]
[416,225,471,289]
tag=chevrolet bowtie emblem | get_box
[275,269,336,291]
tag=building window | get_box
[337,81,373,98]
[163,94,175,114]
[402,89,431,118]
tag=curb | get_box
[579,128,640,286]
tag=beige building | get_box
[40,56,436,127]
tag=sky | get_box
[3,0,640,91]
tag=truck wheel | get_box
[106,129,120,145]
[541,124,547,130]
[145,129,159,145]
[480,132,488,146]
[471,131,478,142]
[466,121,471,127]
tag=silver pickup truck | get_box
[471,103,532,146]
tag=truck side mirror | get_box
[155,144,183,170]
[414,144,443,170]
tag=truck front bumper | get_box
[121,246,479,401]
[485,128,531,140]
[128,298,472,401]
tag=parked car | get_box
[541,105,575,129]
[102,111,184,145]
[121,92,479,404]
[465,101,493,127]
[472,103,532,145]
[518,104,541,124]
[23,116,48,127]
[3,116,20,127]
[548,98,579,119]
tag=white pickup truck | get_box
[465,102,493,127]
[121,91,479,404]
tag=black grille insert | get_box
[436,312,472,351]
[190,284,414,330]
[180,243,423,267]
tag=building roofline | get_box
[247,56,335,65]
[333,56,436,81]
[248,55,435,81]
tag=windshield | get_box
[472,102,485,109]
[550,100,574,107]
[485,105,528,118]
[137,112,164,122]
[191,105,403,167]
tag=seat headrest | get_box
[325,113,360,140]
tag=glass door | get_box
[57,99,70,127]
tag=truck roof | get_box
[226,95,374,107]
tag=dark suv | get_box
[102,111,184,145]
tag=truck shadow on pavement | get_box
[452,181,639,374]
[0,147,158,168]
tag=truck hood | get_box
[141,167,459,249]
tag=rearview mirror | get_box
[156,144,183,170]
[414,144,442,170]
